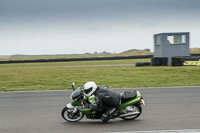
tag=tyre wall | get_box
[151,57,168,66]
[136,62,151,67]
[0,55,153,64]
[172,56,200,66]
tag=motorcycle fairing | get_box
[118,91,141,110]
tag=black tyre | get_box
[61,106,84,122]
[121,104,142,120]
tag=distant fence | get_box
[0,55,153,64]
[1,54,200,64]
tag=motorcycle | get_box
[61,82,145,122]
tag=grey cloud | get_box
[1,0,199,23]
[0,0,200,55]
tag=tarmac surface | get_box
[0,86,200,133]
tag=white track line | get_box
[107,129,200,133]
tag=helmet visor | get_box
[84,87,93,94]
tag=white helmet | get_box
[84,81,97,97]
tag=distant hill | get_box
[0,56,11,59]
[0,48,200,61]
[190,48,200,54]
[120,49,151,54]
[121,48,200,55]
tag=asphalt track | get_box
[0,87,200,133]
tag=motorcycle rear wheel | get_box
[121,104,142,120]
[61,106,84,122]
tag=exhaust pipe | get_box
[120,112,140,117]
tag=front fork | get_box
[66,103,78,114]
[66,103,87,114]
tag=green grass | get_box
[0,58,200,91]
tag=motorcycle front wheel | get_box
[121,104,142,120]
[61,106,84,122]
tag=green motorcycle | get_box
[61,82,145,122]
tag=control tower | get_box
[153,32,190,66]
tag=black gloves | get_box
[81,98,95,109]
[84,103,95,109]
[84,103,90,108]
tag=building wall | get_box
[154,32,190,65]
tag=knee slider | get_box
[101,114,108,121]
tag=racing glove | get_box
[84,103,95,109]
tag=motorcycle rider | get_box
[83,81,121,122]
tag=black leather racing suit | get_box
[91,86,121,121]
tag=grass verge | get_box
[0,58,200,91]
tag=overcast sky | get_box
[0,0,200,55]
